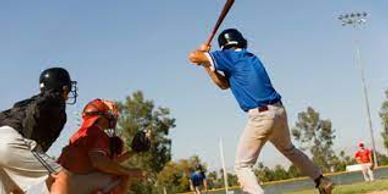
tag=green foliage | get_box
[330,150,356,172]
[286,164,302,178]
[255,163,274,182]
[157,155,206,193]
[117,91,176,194]
[226,172,239,187]
[213,169,239,188]
[375,151,388,166]
[379,89,388,154]
[206,169,238,190]
[253,163,302,182]
[207,171,221,189]
[291,107,336,172]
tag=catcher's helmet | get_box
[82,99,119,130]
[39,67,78,104]
[218,28,247,50]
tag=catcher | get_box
[52,99,151,194]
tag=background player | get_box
[355,142,375,182]
[189,164,208,194]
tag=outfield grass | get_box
[285,179,388,194]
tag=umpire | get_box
[0,67,77,194]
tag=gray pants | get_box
[234,103,322,194]
[0,126,61,194]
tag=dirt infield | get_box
[366,191,388,194]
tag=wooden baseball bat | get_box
[205,0,235,46]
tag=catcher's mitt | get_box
[131,130,151,153]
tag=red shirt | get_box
[354,149,372,164]
[58,125,111,174]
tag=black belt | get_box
[257,100,282,113]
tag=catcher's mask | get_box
[81,99,119,130]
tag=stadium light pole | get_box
[338,12,378,167]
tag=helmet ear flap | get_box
[240,37,248,49]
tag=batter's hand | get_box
[188,45,211,66]
[199,44,211,52]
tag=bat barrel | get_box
[206,0,235,46]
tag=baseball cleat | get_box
[316,176,334,194]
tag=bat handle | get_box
[205,38,212,47]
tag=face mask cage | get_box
[103,113,118,138]
[88,111,118,130]
[67,81,78,105]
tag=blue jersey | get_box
[190,171,206,187]
[209,49,281,111]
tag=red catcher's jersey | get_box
[58,125,110,174]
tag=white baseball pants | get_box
[234,103,322,194]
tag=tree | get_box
[272,165,289,180]
[330,150,356,172]
[287,164,302,178]
[157,155,207,193]
[379,89,388,154]
[291,107,336,172]
[254,163,301,182]
[207,170,221,189]
[117,91,176,194]
[216,169,239,188]
[254,162,275,182]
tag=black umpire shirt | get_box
[0,91,67,152]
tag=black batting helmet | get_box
[218,28,247,50]
[39,67,78,104]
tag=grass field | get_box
[285,179,388,194]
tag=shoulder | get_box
[210,49,249,66]
[12,95,39,108]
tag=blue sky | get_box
[0,1,387,170]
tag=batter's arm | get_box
[188,48,230,90]
[204,65,230,90]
